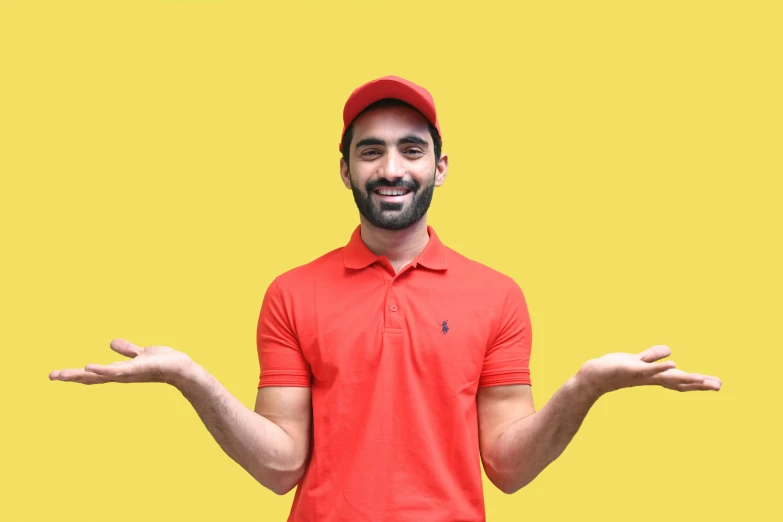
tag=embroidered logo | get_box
[441,320,449,335]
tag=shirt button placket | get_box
[387,277,403,328]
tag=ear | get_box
[434,153,449,187]
[340,158,352,189]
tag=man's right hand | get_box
[49,338,194,387]
[49,337,312,494]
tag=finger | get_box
[650,368,702,385]
[110,338,143,358]
[641,360,677,377]
[652,369,721,388]
[85,360,131,372]
[639,345,672,363]
[669,379,722,392]
[703,377,722,390]
[50,368,110,385]
[84,361,136,381]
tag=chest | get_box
[293,268,497,392]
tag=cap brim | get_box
[339,77,439,151]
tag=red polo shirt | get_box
[257,225,532,522]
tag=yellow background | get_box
[1,1,780,520]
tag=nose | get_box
[378,149,405,181]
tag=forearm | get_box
[485,371,600,494]
[171,362,305,495]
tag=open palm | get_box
[49,338,193,385]
[579,345,722,396]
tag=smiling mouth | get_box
[373,188,412,196]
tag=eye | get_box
[404,148,424,157]
[361,149,381,157]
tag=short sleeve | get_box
[256,278,312,388]
[479,281,532,387]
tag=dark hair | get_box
[340,98,442,167]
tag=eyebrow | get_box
[354,135,429,149]
[398,135,428,147]
[354,137,386,148]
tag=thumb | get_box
[639,344,672,363]
[109,338,143,358]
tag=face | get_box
[340,105,448,231]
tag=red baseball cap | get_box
[338,75,441,152]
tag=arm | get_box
[477,379,588,494]
[477,345,722,494]
[176,363,311,495]
[49,339,312,495]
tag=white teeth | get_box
[377,189,408,196]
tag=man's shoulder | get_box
[272,246,346,291]
[444,244,519,291]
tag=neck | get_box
[359,215,430,270]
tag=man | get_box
[50,76,722,522]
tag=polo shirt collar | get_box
[343,225,448,271]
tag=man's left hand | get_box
[577,345,722,399]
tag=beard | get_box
[350,171,436,231]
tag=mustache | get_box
[365,178,419,193]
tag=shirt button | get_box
[392,280,398,286]
[390,304,398,312]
